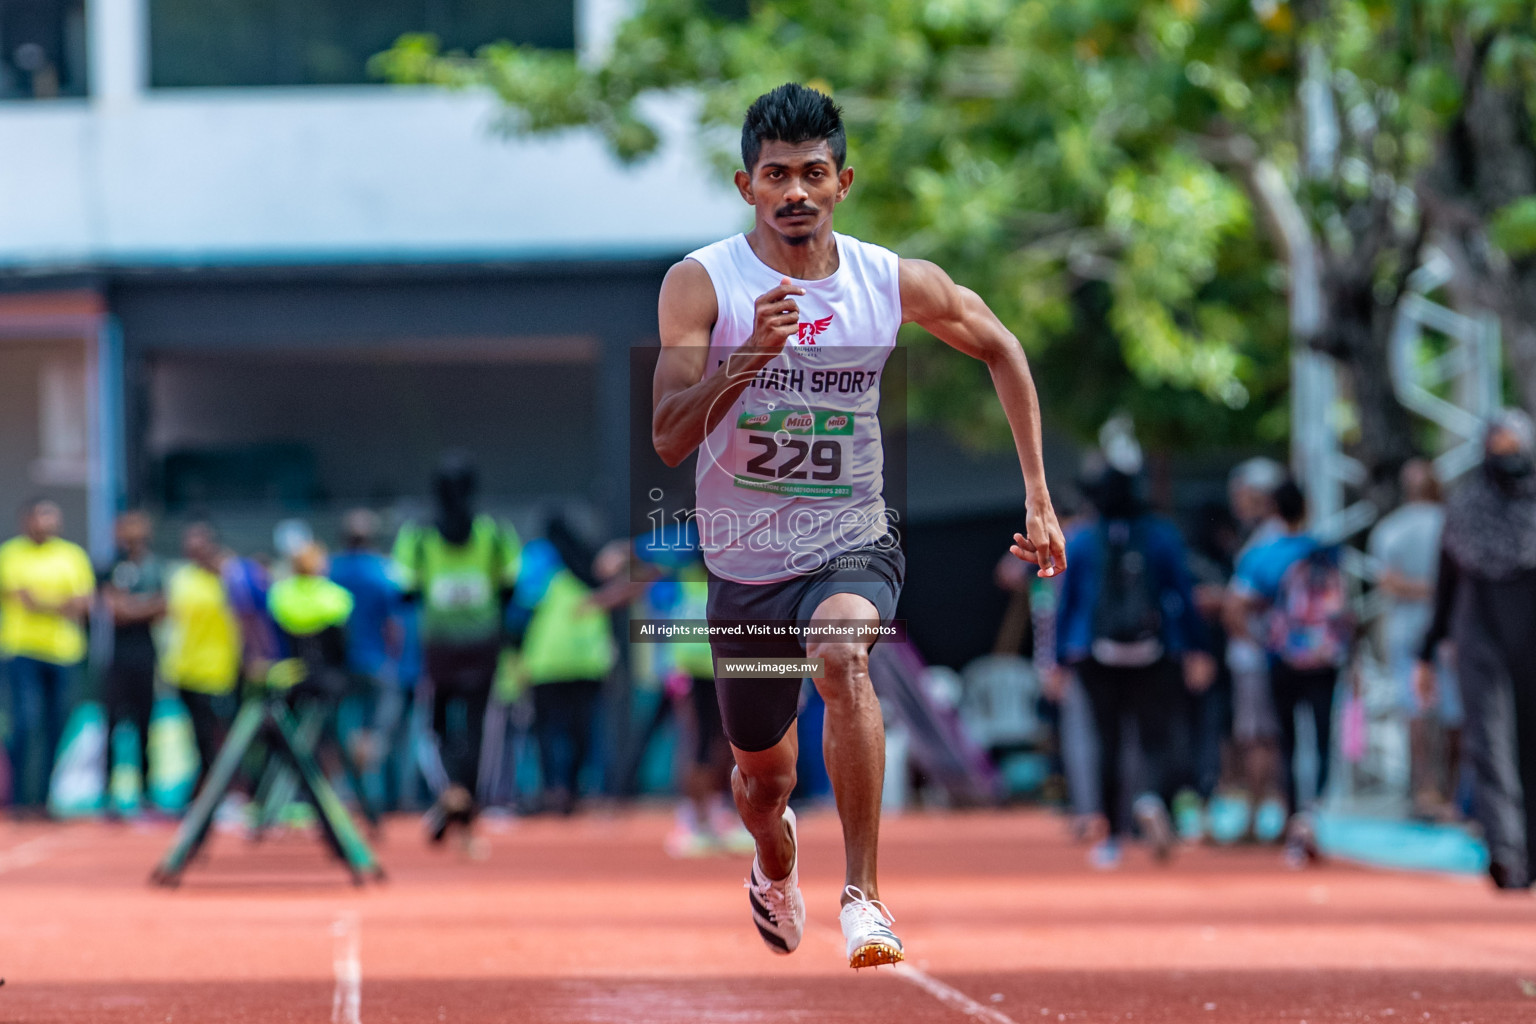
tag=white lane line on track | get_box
[331,911,362,1024]
[0,836,59,875]
[890,963,1019,1024]
[811,924,1019,1024]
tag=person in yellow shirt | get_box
[0,499,95,813]
[160,523,242,796]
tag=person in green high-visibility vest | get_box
[392,454,521,843]
[263,543,360,823]
[266,543,354,700]
[515,517,615,816]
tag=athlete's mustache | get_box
[776,203,818,219]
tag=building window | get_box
[0,0,88,99]
[149,0,575,88]
[35,352,90,486]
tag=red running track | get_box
[0,808,1532,1022]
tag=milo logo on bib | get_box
[733,409,855,435]
[783,413,815,432]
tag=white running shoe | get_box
[744,807,804,955]
[839,885,904,969]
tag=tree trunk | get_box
[1323,270,1420,509]
[1423,37,1536,414]
[1219,142,1417,513]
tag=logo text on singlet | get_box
[721,359,880,395]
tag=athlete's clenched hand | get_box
[736,277,805,371]
[1009,494,1067,578]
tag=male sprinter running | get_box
[653,83,1065,969]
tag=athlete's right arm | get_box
[651,260,805,468]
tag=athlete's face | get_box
[735,139,853,246]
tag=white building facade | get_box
[0,0,742,553]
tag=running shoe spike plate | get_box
[839,885,904,968]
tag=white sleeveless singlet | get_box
[685,232,901,584]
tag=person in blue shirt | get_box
[1228,510,1321,616]
[330,511,400,686]
[222,550,278,675]
[1226,479,1351,865]
[329,509,408,812]
[1055,465,1212,867]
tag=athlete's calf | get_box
[804,599,887,906]
[731,737,799,881]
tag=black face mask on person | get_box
[433,459,478,546]
[1486,452,1535,490]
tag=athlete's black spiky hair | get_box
[741,83,846,172]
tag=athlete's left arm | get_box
[899,259,1066,577]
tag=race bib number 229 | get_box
[733,409,854,498]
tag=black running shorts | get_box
[705,542,904,752]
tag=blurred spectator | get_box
[1227,480,1353,865]
[1225,458,1289,839]
[391,596,427,810]
[1179,501,1240,834]
[329,509,405,807]
[1024,495,1098,831]
[1055,466,1211,867]
[267,543,354,700]
[1368,460,1460,820]
[161,524,242,797]
[1419,412,1536,891]
[595,535,667,802]
[514,513,616,816]
[645,549,752,856]
[1229,459,1288,538]
[0,499,94,814]
[266,542,368,823]
[392,454,520,842]
[222,549,279,678]
[98,511,167,815]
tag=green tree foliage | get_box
[376,0,1536,467]
[375,0,1293,452]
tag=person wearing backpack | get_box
[1056,465,1212,868]
[1226,479,1353,866]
